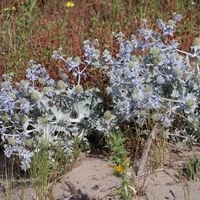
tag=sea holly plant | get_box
[1,13,200,170]
[0,62,104,170]
[53,13,200,144]
[52,39,101,85]
[106,15,200,143]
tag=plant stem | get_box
[137,124,159,176]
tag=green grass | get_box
[0,138,82,199]
[0,0,199,83]
[30,146,50,199]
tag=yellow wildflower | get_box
[3,6,16,12]
[12,6,16,11]
[65,2,75,8]
[116,165,123,173]
[126,162,130,167]
[3,7,10,12]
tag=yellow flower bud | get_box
[116,165,123,173]
[126,162,130,167]
[12,6,16,11]
[65,2,75,8]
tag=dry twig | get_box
[137,124,159,176]
[65,181,90,200]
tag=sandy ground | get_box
[0,145,200,199]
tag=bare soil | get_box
[0,145,200,200]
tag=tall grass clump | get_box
[31,145,50,199]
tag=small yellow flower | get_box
[116,165,123,173]
[3,7,10,12]
[65,1,75,8]
[3,6,16,12]
[126,162,130,167]
[12,6,16,11]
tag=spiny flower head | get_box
[31,90,41,101]
[173,66,182,75]
[38,77,46,84]
[1,81,10,89]
[167,20,175,26]
[151,47,160,56]
[75,85,84,93]
[57,80,66,90]
[8,138,16,146]
[192,37,200,47]
[9,92,16,99]
[196,74,200,85]
[104,111,112,120]
[38,116,48,125]
[42,139,50,148]
[1,114,10,122]
[74,56,81,63]
[20,80,29,87]
[131,55,139,62]
[21,115,29,124]
[152,113,161,122]
[43,86,53,93]
[25,139,33,148]
[184,94,197,110]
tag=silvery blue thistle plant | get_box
[0,61,104,170]
[53,40,101,85]
[85,13,199,144]
[1,14,200,171]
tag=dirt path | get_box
[0,146,200,199]
[52,154,121,200]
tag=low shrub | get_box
[0,62,103,170]
[0,13,199,170]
